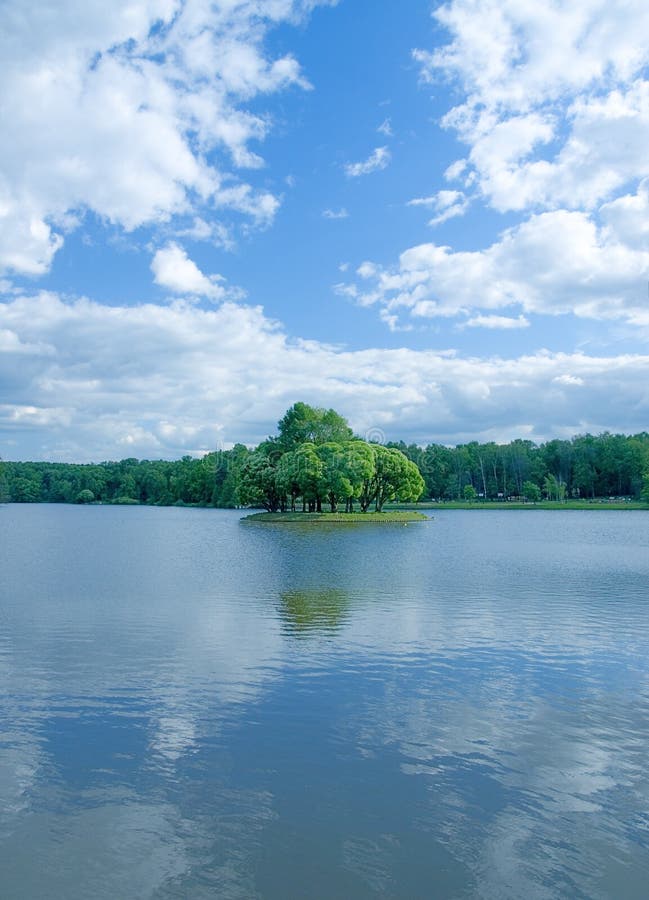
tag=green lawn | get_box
[390,500,648,511]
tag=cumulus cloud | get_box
[343,0,649,336]
[1,291,649,461]
[418,0,649,111]
[345,147,391,177]
[600,179,649,249]
[317,2,649,341]
[413,0,649,213]
[151,243,240,301]
[0,0,324,276]
[452,84,649,213]
[339,209,649,328]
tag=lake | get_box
[1,505,648,899]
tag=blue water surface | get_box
[1,505,648,899]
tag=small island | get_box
[243,510,428,524]
[236,403,426,521]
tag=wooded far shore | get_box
[3,412,649,508]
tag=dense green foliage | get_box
[238,405,424,512]
[0,447,250,507]
[385,432,649,502]
[1,406,649,507]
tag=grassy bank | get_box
[391,500,648,511]
[242,510,428,524]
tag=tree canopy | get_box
[233,406,424,513]
[277,402,354,450]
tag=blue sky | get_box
[2,0,649,461]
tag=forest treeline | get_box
[2,407,649,506]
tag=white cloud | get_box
[332,283,358,299]
[0,0,324,276]
[408,189,469,225]
[377,118,393,137]
[344,147,391,177]
[336,1,649,337]
[175,218,235,250]
[0,209,64,277]
[336,7,649,336]
[459,84,649,213]
[464,314,529,330]
[417,0,649,113]
[340,209,649,328]
[2,291,649,461]
[151,243,239,301]
[414,0,649,214]
[356,261,379,279]
[444,159,468,181]
[600,179,649,249]
[322,207,349,219]
[554,374,584,386]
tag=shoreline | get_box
[392,501,648,511]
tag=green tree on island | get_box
[277,402,353,450]
[316,442,352,512]
[293,442,325,511]
[237,405,424,514]
[370,445,425,512]
[339,441,376,512]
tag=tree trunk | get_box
[479,456,487,498]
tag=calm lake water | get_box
[1,505,648,899]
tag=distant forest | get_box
[3,426,649,506]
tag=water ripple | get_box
[1,505,648,898]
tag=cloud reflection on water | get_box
[0,507,648,897]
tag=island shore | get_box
[242,510,428,524]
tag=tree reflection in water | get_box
[279,588,351,634]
